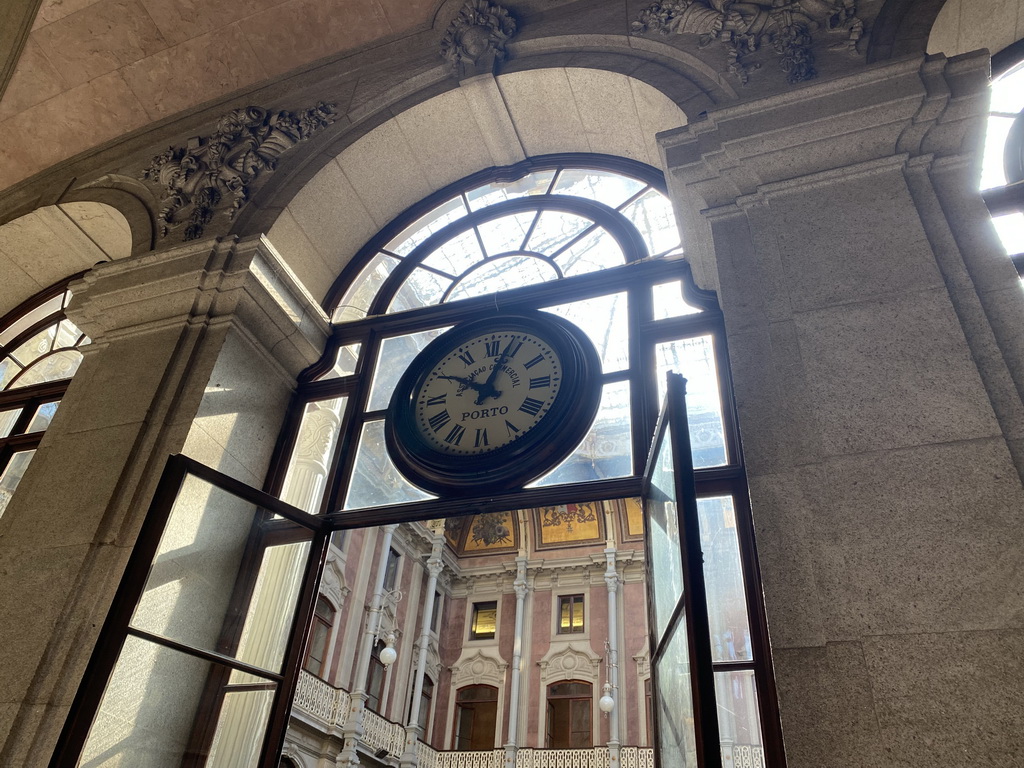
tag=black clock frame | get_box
[384,311,603,496]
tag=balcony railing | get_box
[292,671,658,768]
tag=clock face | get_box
[385,312,602,496]
[414,330,562,456]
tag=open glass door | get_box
[644,372,722,768]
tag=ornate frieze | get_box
[632,0,863,85]
[440,0,517,78]
[142,102,338,241]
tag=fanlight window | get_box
[331,162,682,322]
[0,279,90,517]
[982,60,1024,262]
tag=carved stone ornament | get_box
[632,0,864,85]
[440,0,517,78]
[142,102,338,240]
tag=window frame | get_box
[556,593,586,635]
[468,600,498,641]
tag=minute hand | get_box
[438,374,486,393]
[476,339,516,404]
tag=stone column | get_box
[502,556,529,768]
[338,523,400,768]
[400,522,446,768]
[0,235,327,767]
[603,547,621,767]
[661,53,1024,768]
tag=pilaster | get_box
[661,52,1024,768]
[0,235,328,766]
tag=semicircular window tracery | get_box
[330,159,682,322]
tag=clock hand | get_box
[475,337,517,404]
[438,374,486,393]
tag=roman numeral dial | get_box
[412,329,562,456]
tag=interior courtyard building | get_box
[1,0,1023,766]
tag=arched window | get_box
[302,595,335,678]
[546,680,592,748]
[0,277,89,517]
[981,57,1024,272]
[454,684,498,751]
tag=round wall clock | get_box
[385,311,602,496]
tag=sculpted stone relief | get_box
[440,0,517,78]
[632,0,864,84]
[141,102,338,241]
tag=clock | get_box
[385,311,602,496]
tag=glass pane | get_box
[421,229,485,276]
[0,449,35,518]
[465,170,556,210]
[991,212,1024,255]
[0,293,63,346]
[716,670,764,766]
[130,474,313,671]
[551,169,646,208]
[990,64,1024,114]
[555,227,626,276]
[367,327,450,412]
[332,253,400,323]
[343,419,434,509]
[55,318,84,349]
[319,343,361,380]
[477,212,536,256]
[646,422,683,642]
[543,294,629,372]
[656,613,697,768]
[621,189,680,257]
[531,380,632,487]
[388,268,452,313]
[0,408,21,437]
[0,358,21,389]
[386,196,468,256]
[981,115,1014,189]
[78,635,277,768]
[9,349,83,389]
[656,337,728,468]
[279,397,347,513]
[204,674,278,768]
[653,280,701,319]
[10,325,56,366]
[447,255,558,302]
[25,400,59,433]
[698,497,752,662]
[525,211,593,255]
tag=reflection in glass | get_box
[621,189,680,257]
[446,256,558,302]
[388,268,452,313]
[555,227,626,276]
[0,294,63,346]
[652,280,701,319]
[387,196,468,256]
[543,294,628,372]
[55,318,84,349]
[656,615,697,768]
[656,337,727,467]
[698,497,752,662]
[344,420,434,509]
[715,670,764,766]
[11,325,56,365]
[646,422,683,641]
[421,229,485,276]
[333,254,400,322]
[0,408,21,438]
[0,449,35,518]
[319,343,361,380]
[367,328,450,411]
[532,380,632,487]
[25,400,59,433]
[465,170,556,210]
[525,211,593,254]
[477,212,536,256]
[551,169,646,208]
[279,397,347,513]
[9,349,84,389]
[205,678,278,768]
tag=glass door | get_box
[644,372,721,768]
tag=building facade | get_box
[0,0,1022,766]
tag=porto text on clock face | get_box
[414,331,562,455]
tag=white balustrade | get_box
[434,749,505,768]
[619,747,654,768]
[293,671,339,724]
[362,707,406,756]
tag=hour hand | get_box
[438,374,485,393]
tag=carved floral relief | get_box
[440,0,517,77]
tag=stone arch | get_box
[538,643,602,686]
[251,63,698,306]
[61,175,160,257]
[451,649,507,689]
[0,202,133,315]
